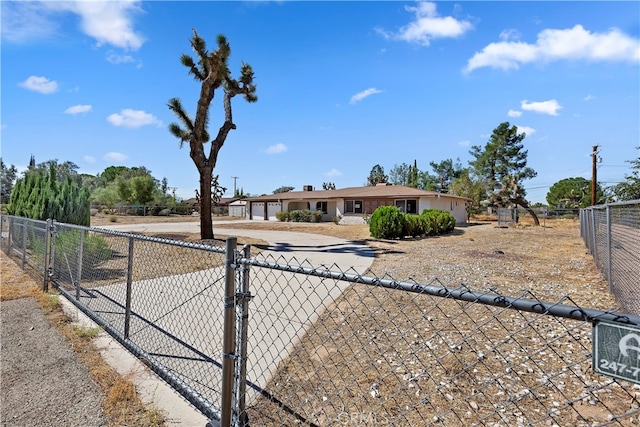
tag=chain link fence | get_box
[1,215,228,421]
[2,214,640,426]
[238,252,640,426]
[581,200,640,315]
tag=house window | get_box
[395,199,418,214]
[316,201,328,214]
[345,200,363,214]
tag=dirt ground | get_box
[2,214,627,426]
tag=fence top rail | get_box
[69,223,227,254]
[3,215,225,254]
[240,256,640,326]
[1,214,48,226]
[582,199,640,210]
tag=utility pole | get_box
[591,145,599,206]
[231,176,239,196]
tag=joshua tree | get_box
[168,29,257,239]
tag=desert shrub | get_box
[158,208,171,216]
[90,209,99,216]
[421,209,456,235]
[403,214,427,237]
[332,214,343,225]
[369,206,404,239]
[289,209,317,222]
[275,211,289,222]
[109,215,118,223]
[436,211,456,233]
[312,210,322,223]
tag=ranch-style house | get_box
[239,184,469,224]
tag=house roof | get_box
[243,185,469,202]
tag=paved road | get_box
[87,220,375,425]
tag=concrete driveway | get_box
[85,220,375,425]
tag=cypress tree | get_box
[7,166,90,226]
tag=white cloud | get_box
[465,24,640,73]
[19,76,58,94]
[265,143,287,154]
[584,94,595,101]
[83,155,96,164]
[65,104,92,115]
[499,29,521,42]
[507,109,522,117]
[377,1,473,46]
[515,125,536,136]
[2,1,144,50]
[325,168,343,178]
[104,152,127,162]
[521,99,562,116]
[48,1,144,50]
[106,52,135,64]
[107,109,162,128]
[350,88,382,105]
[458,140,470,147]
[1,2,59,43]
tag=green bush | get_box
[402,214,427,237]
[275,211,289,222]
[288,209,321,223]
[158,208,171,216]
[369,206,404,239]
[421,209,455,235]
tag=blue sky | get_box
[2,1,639,204]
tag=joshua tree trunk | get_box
[198,165,214,239]
[511,197,540,226]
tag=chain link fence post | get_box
[590,207,598,261]
[21,221,27,269]
[235,244,252,427]
[7,216,13,254]
[124,236,134,339]
[43,219,52,292]
[75,229,84,300]
[221,237,238,427]
[606,204,612,292]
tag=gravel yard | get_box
[1,297,108,427]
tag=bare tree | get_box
[168,29,257,239]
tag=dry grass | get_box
[0,250,166,426]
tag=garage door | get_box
[251,202,264,220]
[267,202,282,221]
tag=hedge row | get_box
[369,206,456,239]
